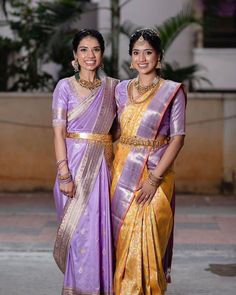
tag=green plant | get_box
[0,36,20,91]
[120,3,208,90]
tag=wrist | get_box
[147,171,162,188]
[149,171,163,181]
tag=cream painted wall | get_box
[96,0,194,77]
[0,92,235,194]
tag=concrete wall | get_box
[0,92,235,194]
[0,93,54,191]
[193,48,236,91]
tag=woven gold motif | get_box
[104,143,113,170]
[119,135,169,149]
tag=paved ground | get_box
[0,192,235,295]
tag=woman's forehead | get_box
[78,36,100,47]
[132,40,154,50]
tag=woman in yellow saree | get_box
[111,29,186,294]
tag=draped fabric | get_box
[111,79,186,295]
[52,76,118,295]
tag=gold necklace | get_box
[77,78,101,90]
[129,77,161,105]
[134,76,160,95]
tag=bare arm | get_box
[136,86,186,205]
[53,125,75,198]
[136,135,184,204]
[152,135,185,178]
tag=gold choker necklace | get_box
[134,76,160,95]
[77,78,101,90]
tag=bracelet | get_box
[58,161,67,171]
[58,176,72,184]
[58,172,71,180]
[56,158,68,168]
[147,177,159,188]
[149,171,163,181]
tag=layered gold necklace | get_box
[129,76,161,104]
[78,78,101,90]
[134,76,160,95]
[75,74,101,91]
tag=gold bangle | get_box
[149,171,163,181]
[147,177,159,187]
[58,172,71,180]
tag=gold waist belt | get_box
[66,132,112,143]
[119,135,169,148]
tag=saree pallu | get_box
[111,80,183,295]
[52,76,118,295]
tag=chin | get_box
[137,68,156,75]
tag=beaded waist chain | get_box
[119,135,169,149]
[66,132,112,143]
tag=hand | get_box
[59,181,75,198]
[135,178,161,205]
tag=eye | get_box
[79,48,87,52]
[146,50,153,55]
[94,47,101,53]
[132,50,139,55]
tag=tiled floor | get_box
[0,192,235,294]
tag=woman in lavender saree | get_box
[111,29,186,294]
[52,29,118,295]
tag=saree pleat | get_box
[111,80,182,294]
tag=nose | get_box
[138,51,146,62]
[88,49,95,58]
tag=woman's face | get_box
[131,39,159,75]
[74,36,102,73]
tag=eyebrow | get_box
[132,48,154,51]
[78,45,101,49]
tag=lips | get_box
[138,63,148,68]
[85,60,96,65]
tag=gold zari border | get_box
[66,132,112,143]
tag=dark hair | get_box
[129,28,163,61]
[72,29,105,54]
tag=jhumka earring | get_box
[156,58,161,69]
[130,62,134,69]
[71,59,80,80]
[71,59,80,72]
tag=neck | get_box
[138,72,157,86]
[79,70,97,82]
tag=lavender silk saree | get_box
[111,79,186,295]
[52,76,118,295]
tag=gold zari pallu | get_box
[119,135,169,149]
[66,132,112,143]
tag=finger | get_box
[140,194,150,206]
[147,193,155,205]
[135,183,142,191]
[136,191,146,204]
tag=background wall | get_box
[96,0,194,77]
[0,92,235,194]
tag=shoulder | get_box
[116,79,130,94]
[54,77,71,91]
[105,76,120,88]
[163,79,182,89]
[163,79,186,98]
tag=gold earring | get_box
[72,59,80,72]
[130,62,134,69]
[99,63,104,70]
[156,58,161,69]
